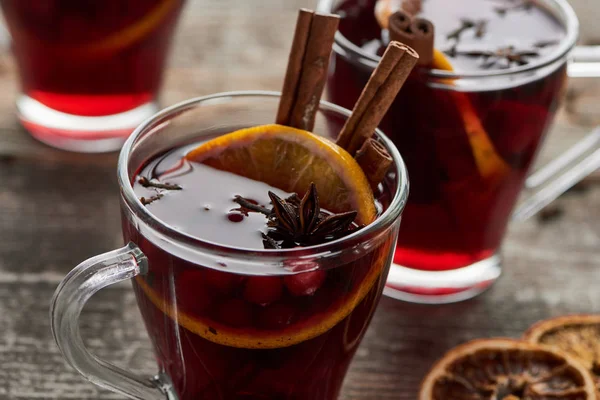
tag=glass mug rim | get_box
[326,0,579,80]
[117,90,409,264]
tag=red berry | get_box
[243,276,283,305]
[203,268,243,294]
[216,298,254,328]
[259,303,296,329]
[175,270,214,314]
[284,270,326,296]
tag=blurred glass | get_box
[0,0,186,152]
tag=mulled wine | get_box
[328,0,568,277]
[0,0,185,149]
[50,8,411,398]
[125,140,395,399]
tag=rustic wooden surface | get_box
[0,1,599,399]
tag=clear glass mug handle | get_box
[512,49,600,221]
[50,243,171,400]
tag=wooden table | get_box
[0,1,599,399]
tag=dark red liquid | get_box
[329,0,568,271]
[124,143,397,399]
[0,0,185,116]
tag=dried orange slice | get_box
[185,123,377,225]
[525,315,600,392]
[136,123,385,349]
[419,338,596,399]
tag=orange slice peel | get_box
[431,50,511,183]
[84,0,179,55]
[136,251,386,349]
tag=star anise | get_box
[233,183,358,249]
[444,45,540,68]
[489,0,534,16]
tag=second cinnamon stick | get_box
[356,138,394,190]
[336,41,419,155]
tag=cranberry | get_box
[227,212,244,223]
[175,270,214,314]
[203,268,243,294]
[216,298,254,328]
[243,276,284,305]
[284,270,326,296]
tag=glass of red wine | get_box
[321,0,600,303]
[50,91,409,400]
[0,0,186,152]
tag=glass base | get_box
[17,95,160,153]
[384,254,502,304]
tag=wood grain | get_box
[0,0,598,399]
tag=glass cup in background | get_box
[0,0,186,152]
[50,92,409,400]
[320,0,600,303]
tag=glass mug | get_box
[50,92,409,400]
[320,0,600,303]
[0,0,186,152]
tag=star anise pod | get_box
[489,0,534,16]
[444,45,540,68]
[233,183,359,249]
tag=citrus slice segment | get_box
[524,315,600,391]
[375,0,403,29]
[87,0,178,54]
[185,123,377,225]
[431,49,511,183]
[419,338,597,400]
[136,245,388,349]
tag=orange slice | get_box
[136,252,386,349]
[420,338,597,399]
[524,315,600,392]
[93,0,177,52]
[185,123,377,225]
[136,123,385,349]
[432,50,511,183]
[80,0,179,56]
[375,0,403,29]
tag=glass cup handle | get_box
[50,243,170,400]
[513,126,600,221]
[513,46,600,220]
[568,45,600,78]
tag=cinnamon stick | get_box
[389,11,434,65]
[388,11,411,33]
[276,10,339,131]
[355,138,394,190]
[336,41,419,155]
[276,9,313,127]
